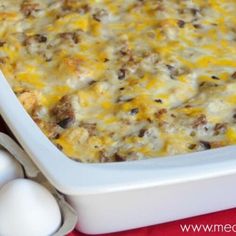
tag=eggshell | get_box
[0,149,24,188]
[0,179,62,236]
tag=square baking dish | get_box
[1,71,236,234]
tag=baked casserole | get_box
[0,0,236,162]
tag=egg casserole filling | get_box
[1,0,236,162]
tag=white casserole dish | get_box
[1,70,236,234]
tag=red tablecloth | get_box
[68,209,236,236]
[1,117,235,236]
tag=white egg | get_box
[0,179,62,236]
[0,149,24,188]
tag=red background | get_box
[1,117,235,236]
[68,208,236,236]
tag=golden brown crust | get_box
[18,91,38,114]
[20,0,40,17]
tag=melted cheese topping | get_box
[1,0,236,162]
